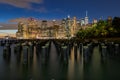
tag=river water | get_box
[0,42,120,80]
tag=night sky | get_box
[0,0,120,22]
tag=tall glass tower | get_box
[85,11,89,25]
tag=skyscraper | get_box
[85,11,89,25]
[81,18,85,26]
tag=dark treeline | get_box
[76,17,120,39]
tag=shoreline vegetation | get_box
[75,16,120,42]
[74,37,120,42]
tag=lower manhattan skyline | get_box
[0,0,120,23]
[0,0,120,80]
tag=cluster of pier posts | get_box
[0,39,51,64]
[0,39,120,64]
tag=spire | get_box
[86,11,88,17]
[85,10,89,25]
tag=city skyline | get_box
[0,0,120,23]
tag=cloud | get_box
[0,0,45,12]
[9,17,29,23]
[0,25,3,27]
[34,7,47,13]
[8,17,61,27]
[9,17,42,23]
[0,23,17,30]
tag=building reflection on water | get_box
[0,41,120,80]
[67,45,84,80]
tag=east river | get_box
[0,40,120,80]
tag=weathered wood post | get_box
[23,45,28,64]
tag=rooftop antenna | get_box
[86,10,88,17]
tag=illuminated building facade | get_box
[16,14,89,39]
[85,11,89,25]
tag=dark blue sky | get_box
[0,0,120,22]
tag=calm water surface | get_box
[0,42,120,80]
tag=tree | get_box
[97,20,107,28]
[106,16,112,28]
[76,16,120,39]
[112,17,120,33]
